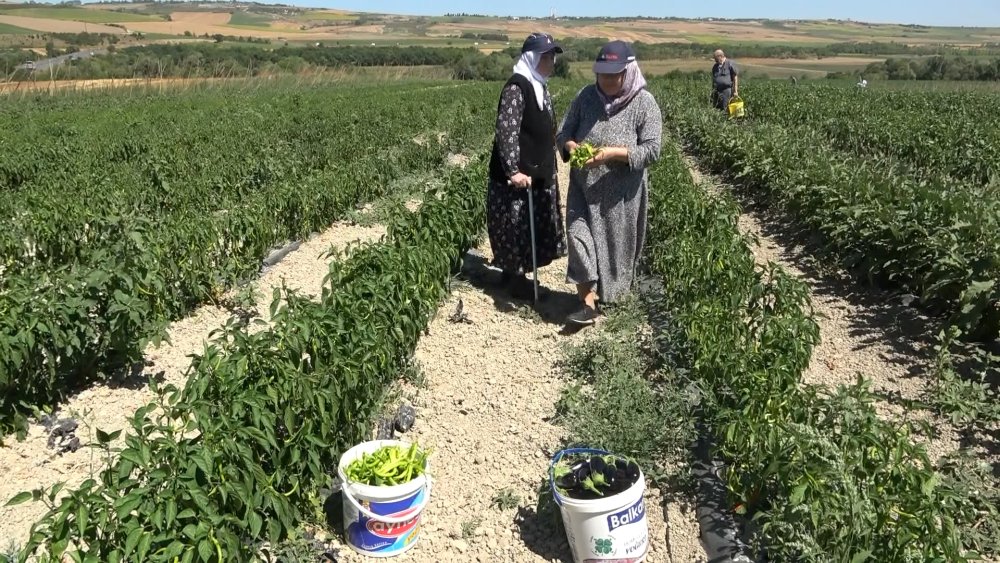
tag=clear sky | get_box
[230,0,996,27]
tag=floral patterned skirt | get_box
[486,175,564,275]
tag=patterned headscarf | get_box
[596,61,647,117]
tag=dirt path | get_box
[323,159,703,562]
[684,159,966,462]
[0,220,386,550]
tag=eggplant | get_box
[580,474,603,496]
[603,465,616,486]
[590,456,606,474]
[555,455,642,499]
[626,461,640,481]
[556,472,579,490]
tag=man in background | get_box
[710,49,739,111]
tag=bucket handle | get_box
[548,447,610,507]
[342,478,433,524]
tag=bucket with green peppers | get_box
[337,440,433,556]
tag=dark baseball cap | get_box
[521,32,563,55]
[592,40,636,74]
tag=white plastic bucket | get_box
[337,440,432,558]
[550,448,649,563]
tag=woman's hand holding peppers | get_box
[584,146,628,168]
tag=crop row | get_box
[8,151,489,562]
[0,83,491,271]
[650,83,1000,341]
[730,81,1000,184]
[644,136,998,560]
[0,82,496,438]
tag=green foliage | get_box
[459,32,508,42]
[460,517,481,540]
[929,327,1000,427]
[863,56,1000,81]
[643,135,999,560]
[557,297,695,482]
[451,51,511,81]
[48,32,120,46]
[654,80,1000,340]
[729,81,1000,185]
[490,488,521,511]
[0,81,496,438]
[11,44,478,81]
[500,37,998,65]
[12,151,490,562]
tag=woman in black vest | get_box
[487,32,566,300]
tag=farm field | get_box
[0,79,495,440]
[0,78,505,558]
[658,80,1000,336]
[0,67,454,95]
[572,55,886,79]
[0,2,997,47]
[1,2,999,87]
[0,5,162,24]
[647,77,1000,560]
[0,66,998,563]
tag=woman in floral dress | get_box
[487,32,566,300]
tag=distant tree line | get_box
[203,33,271,44]
[49,32,121,46]
[459,32,509,42]
[8,41,998,83]
[855,56,1000,81]
[450,50,570,80]
[5,44,488,80]
[534,37,1000,62]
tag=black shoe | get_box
[508,275,538,301]
[556,239,568,258]
[567,305,600,325]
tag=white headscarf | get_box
[512,51,549,111]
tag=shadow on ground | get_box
[458,249,586,335]
[513,478,574,562]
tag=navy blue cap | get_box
[521,32,563,55]
[592,40,636,74]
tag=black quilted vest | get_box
[489,74,555,181]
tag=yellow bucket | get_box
[727,95,745,119]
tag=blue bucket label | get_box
[606,496,645,532]
[346,488,424,554]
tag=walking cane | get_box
[526,184,539,304]
[508,178,539,304]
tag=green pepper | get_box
[569,142,599,169]
[345,444,428,486]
